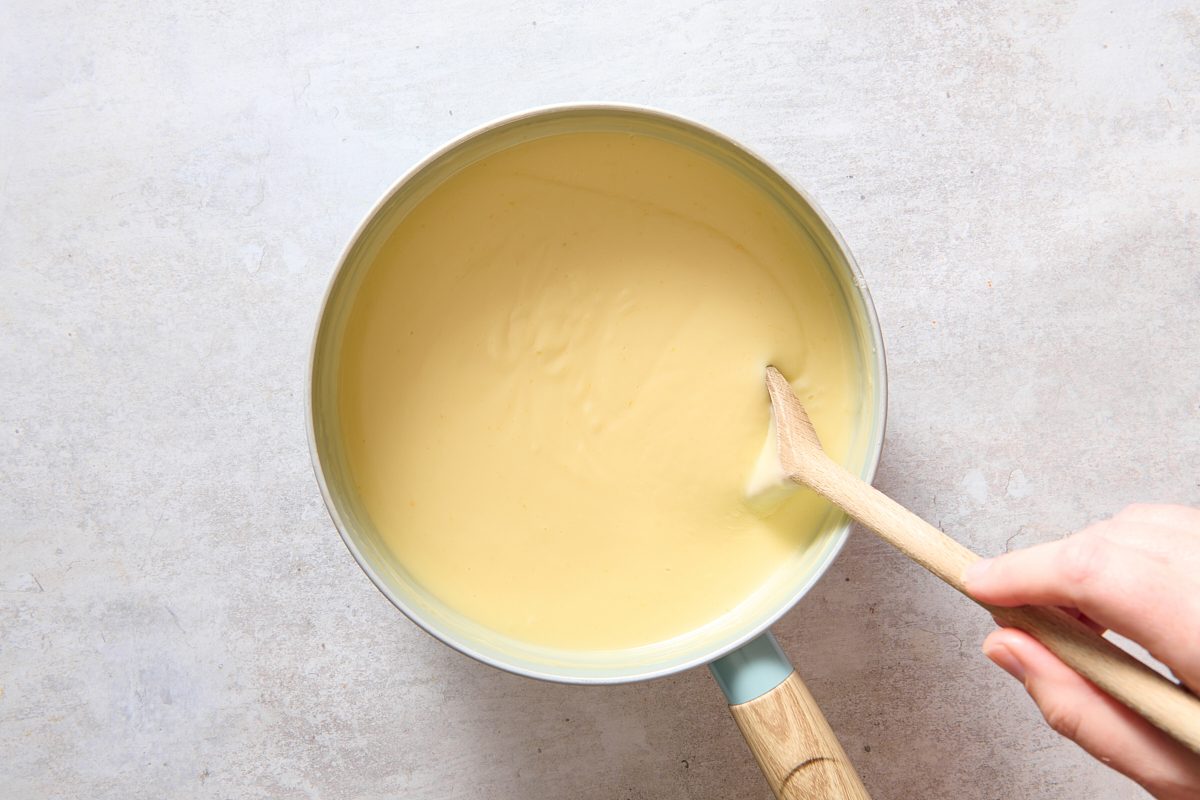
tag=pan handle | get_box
[710,633,871,800]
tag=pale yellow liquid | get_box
[339,131,858,652]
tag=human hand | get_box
[963,504,1200,800]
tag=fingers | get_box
[983,628,1200,800]
[970,505,1200,794]
[964,532,1200,691]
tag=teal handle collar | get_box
[709,632,794,705]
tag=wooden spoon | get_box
[764,365,1200,754]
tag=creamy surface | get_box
[339,131,859,652]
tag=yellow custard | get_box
[339,131,858,652]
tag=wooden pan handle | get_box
[798,450,1200,754]
[729,671,872,800]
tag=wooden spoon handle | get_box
[796,451,1200,754]
[729,670,872,800]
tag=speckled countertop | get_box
[3,2,1198,798]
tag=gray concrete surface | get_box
[3,1,1198,798]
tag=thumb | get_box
[982,628,1200,800]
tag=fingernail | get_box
[982,641,1026,682]
[963,558,993,586]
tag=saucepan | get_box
[308,105,888,799]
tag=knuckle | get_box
[1079,519,1117,541]
[1114,503,1152,521]
[1108,501,1156,525]
[1041,701,1083,741]
[1058,533,1108,587]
